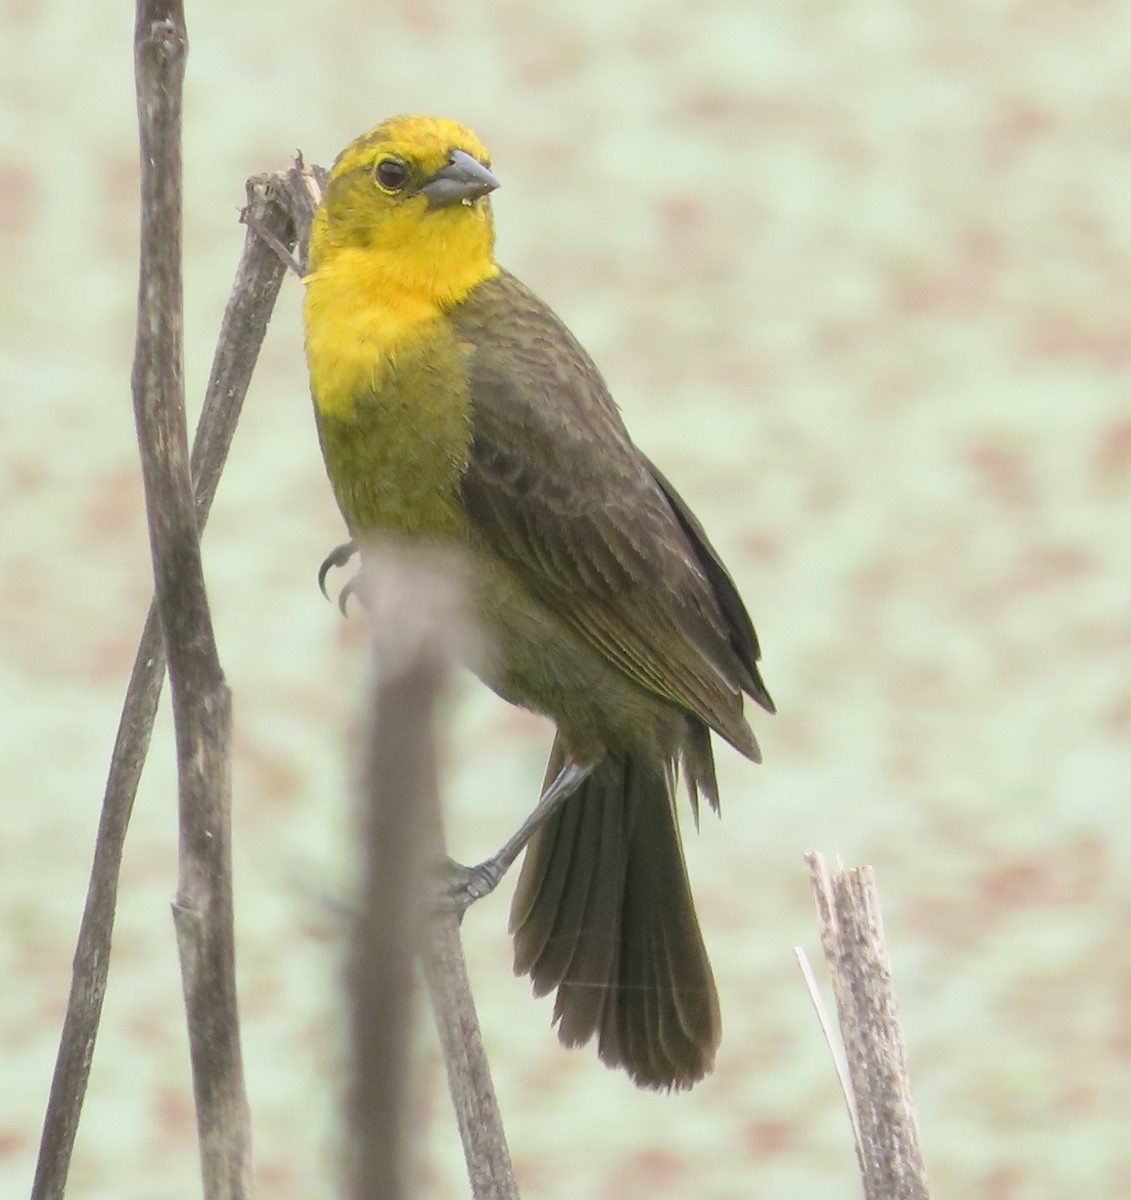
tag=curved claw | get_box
[317,540,358,601]
[337,574,363,617]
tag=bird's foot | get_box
[433,855,506,916]
[318,540,359,599]
[318,540,370,614]
[430,762,595,917]
[335,573,370,616]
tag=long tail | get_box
[509,736,720,1090]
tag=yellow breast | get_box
[304,248,441,418]
[304,272,477,539]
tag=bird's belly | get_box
[313,332,474,543]
[469,557,680,762]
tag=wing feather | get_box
[451,271,771,755]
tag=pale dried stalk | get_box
[794,945,861,1152]
[805,852,930,1200]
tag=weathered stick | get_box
[422,915,521,1200]
[349,550,520,1200]
[30,164,310,1200]
[348,552,459,1200]
[805,852,930,1200]
[132,3,252,1196]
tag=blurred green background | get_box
[2,2,1130,1197]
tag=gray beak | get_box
[421,149,499,210]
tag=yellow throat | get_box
[303,115,501,419]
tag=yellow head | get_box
[307,115,500,311]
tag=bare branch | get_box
[193,166,323,514]
[131,2,253,1196]
[422,915,521,1200]
[33,39,318,1196]
[31,171,302,1200]
[805,852,930,1200]
[348,550,465,1200]
[345,548,519,1200]
[30,602,168,1200]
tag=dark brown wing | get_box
[451,271,772,756]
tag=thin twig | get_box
[346,549,519,1200]
[422,915,521,1200]
[193,167,321,507]
[244,157,326,279]
[29,171,302,1200]
[794,946,861,1154]
[132,3,253,1196]
[805,852,930,1200]
[381,566,523,1200]
[30,602,167,1200]
[349,551,465,1200]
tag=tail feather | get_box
[682,719,720,824]
[554,757,632,1045]
[511,742,587,989]
[510,736,720,1090]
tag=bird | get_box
[303,115,773,1090]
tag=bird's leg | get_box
[439,760,595,913]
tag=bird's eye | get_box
[374,157,410,193]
